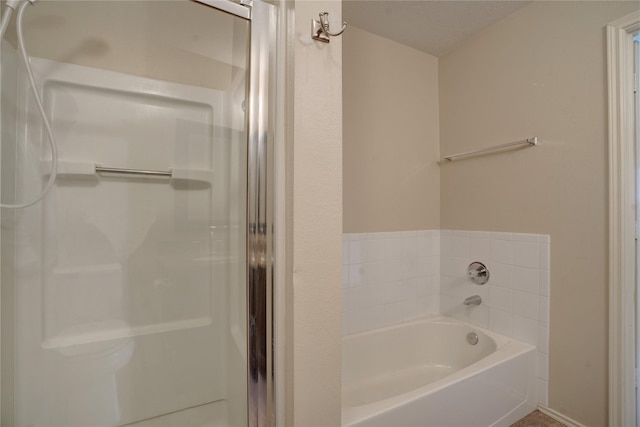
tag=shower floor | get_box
[124,401,228,427]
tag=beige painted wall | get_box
[343,26,439,233]
[291,1,343,425]
[439,2,640,425]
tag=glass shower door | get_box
[0,1,252,425]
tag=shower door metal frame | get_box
[195,1,276,425]
[246,1,276,426]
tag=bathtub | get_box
[342,316,537,427]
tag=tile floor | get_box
[510,410,567,427]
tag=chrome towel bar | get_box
[444,137,538,161]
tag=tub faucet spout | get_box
[464,295,482,306]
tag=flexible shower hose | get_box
[0,0,58,209]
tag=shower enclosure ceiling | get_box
[0,0,274,425]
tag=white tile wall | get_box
[342,230,440,335]
[342,229,550,406]
[440,230,550,406]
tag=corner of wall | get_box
[291,1,343,426]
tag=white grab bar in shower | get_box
[41,161,214,184]
[96,166,172,177]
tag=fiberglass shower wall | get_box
[1,2,248,426]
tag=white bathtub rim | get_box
[342,315,536,427]
[343,314,511,350]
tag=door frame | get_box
[608,11,640,427]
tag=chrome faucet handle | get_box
[468,262,489,285]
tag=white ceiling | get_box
[342,1,532,57]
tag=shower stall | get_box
[0,0,274,425]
